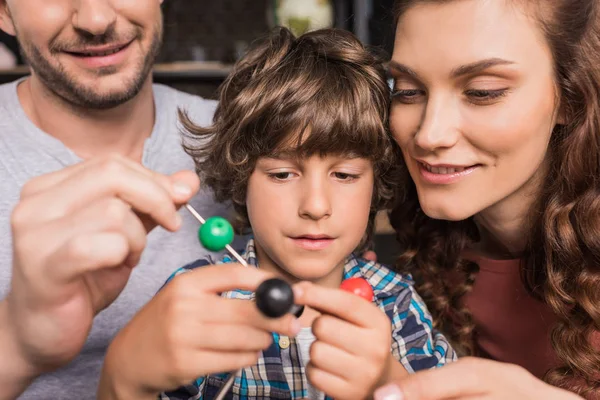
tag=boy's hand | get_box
[98,264,301,400]
[293,282,408,400]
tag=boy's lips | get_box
[289,234,335,250]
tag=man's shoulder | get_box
[0,80,20,114]
[152,84,218,127]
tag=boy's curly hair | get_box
[181,27,399,249]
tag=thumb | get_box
[179,264,277,295]
[169,170,201,204]
[374,384,405,400]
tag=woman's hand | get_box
[374,357,583,400]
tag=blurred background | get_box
[0,0,400,264]
[0,0,396,97]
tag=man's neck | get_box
[17,75,155,162]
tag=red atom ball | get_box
[339,277,374,302]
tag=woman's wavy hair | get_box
[181,27,399,250]
[390,0,600,396]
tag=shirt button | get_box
[279,336,290,349]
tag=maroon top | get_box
[462,255,559,378]
[457,254,600,398]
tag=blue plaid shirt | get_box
[160,239,456,400]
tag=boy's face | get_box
[246,154,374,285]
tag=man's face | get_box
[0,0,164,109]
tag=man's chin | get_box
[54,74,149,109]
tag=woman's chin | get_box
[419,202,475,222]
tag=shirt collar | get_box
[219,238,411,301]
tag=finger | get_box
[293,282,378,327]
[165,266,301,336]
[136,170,200,233]
[176,350,261,384]
[19,162,88,199]
[28,198,148,281]
[306,362,352,400]
[309,340,356,381]
[20,155,154,198]
[388,358,493,400]
[208,298,301,337]
[171,264,277,294]
[20,161,183,231]
[119,207,148,268]
[49,232,130,283]
[362,250,377,262]
[169,170,201,205]
[193,324,273,352]
[311,314,367,356]
[20,155,198,203]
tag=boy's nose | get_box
[298,182,332,220]
[72,0,117,37]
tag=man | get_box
[0,1,230,398]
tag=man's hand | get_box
[1,154,199,399]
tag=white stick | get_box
[185,204,248,267]
[184,204,246,399]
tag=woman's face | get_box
[390,0,560,221]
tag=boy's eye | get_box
[333,172,359,181]
[268,172,294,180]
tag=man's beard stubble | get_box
[17,21,163,110]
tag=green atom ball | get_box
[198,216,234,251]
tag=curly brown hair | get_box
[390,0,600,396]
[181,27,399,249]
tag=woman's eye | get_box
[464,88,508,105]
[391,88,426,104]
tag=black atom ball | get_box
[255,278,295,318]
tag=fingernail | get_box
[290,318,301,336]
[374,384,404,400]
[174,212,182,229]
[292,284,304,300]
[173,181,192,197]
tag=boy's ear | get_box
[0,2,16,36]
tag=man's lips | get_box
[63,40,133,57]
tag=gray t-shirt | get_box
[0,80,228,399]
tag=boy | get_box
[98,27,455,400]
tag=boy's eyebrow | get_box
[265,150,299,161]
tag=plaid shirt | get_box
[160,239,456,400]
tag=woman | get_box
[376,0,600,399]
